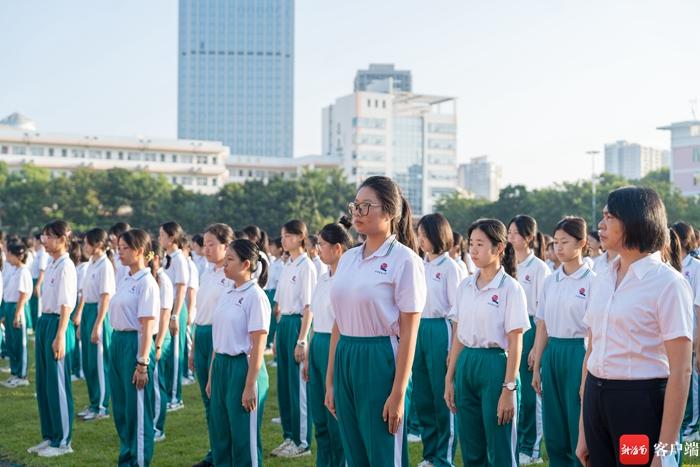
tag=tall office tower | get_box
[178,0,294,157]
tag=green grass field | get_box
[2,339,700,466]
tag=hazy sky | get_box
[1,1,699,188]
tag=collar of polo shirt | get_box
[555,263,592,282]
[519,252,536,268]
[683,254,695,268]
[471,266,507,291]
[360,235,397,261]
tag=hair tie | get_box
[145,251,155,262]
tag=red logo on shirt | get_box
[380,263,388,272]
[524,274,531,283]
[579,288,586,297]
[491,294,499,305]
[686,271,691,278]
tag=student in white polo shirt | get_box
[2,242,32,388]
[308,235,329,278]
[108,222,131,287]
[303,220,353,467]
[326,176,426,467]
[444,218,530,467]
[576,187,694,466]
[451,232,475,277]
[207,239,270,467]
[271,219,317,458]
[158,221,190,412]
[108,229,159,467]
[29,233,49,331]
[265,236,284,350]
[74,228,116,421]
[414,213,462,467]
[28,220,78,458]
[671,221,700,442]
[190,223,233,467]
[530,217,595,466]
[507,214,550,464]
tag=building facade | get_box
[458,156,502,201]
[604,140,669,180]
[354,64,412,93]
[322,85,457,215]
[226,154,342,184]
[658,121,700,196]
[0,114,228,194]
[178,0,294,157]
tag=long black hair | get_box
[509,215,545,260]
[85,227,114,262]
[230,239,268,288]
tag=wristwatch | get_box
[137,356,150,366]
[502,381,517,391]
[296,340,307,347]
[170,314,179,321]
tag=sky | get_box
[1,0,699,188]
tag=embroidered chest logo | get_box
[291,275,297,284]
[685,271,691,278]
[219,278,227,286]
[435,272,441,280]
[129,284,137,294]
[375,263,389,275]
[523,274,531,284]
[489,294,499,307]
[237,297,244,305]
[576,287,587,299]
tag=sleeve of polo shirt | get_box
[248,289,272,334]
[446,262,461,321]
[449,278,466,322]
[658,279,694,341]
[505,281,531,334]
[100,261,117,297]
[171,256,189,286]
[273,266,284,303]
[189,262,200,290]
[535,276,550,322]
[693,277,700,308]
[395,256,427,313]
[56,265,78,311]
[300,260,317,309]
[18,268,33,295]
[138,280,160,320]
[534,263,551,310]
[161,279,174,311]
[39,253,49,271]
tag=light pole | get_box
[587,150,600,226]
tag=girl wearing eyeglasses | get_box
[325,176,426,467]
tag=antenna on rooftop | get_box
[691,98,698,120]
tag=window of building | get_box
[62,148,68,157]
[105,151,111,160]
[48,148,54,157]
[30,147,44,156]
[693,147,700,163]
[118,152,124,160]
[160,153,165,162]
[367,99,371,107]
[181,155,193,164]
[691,125,700,137]
[694,174,700,186]
[196,177,207,186]
[12,146,26,155]
[171,176,177,184]
[196,155,208,164]
[181,176,193,186]
[127,152,141,161]
[0,145,7,154]
[212,178,218,186]
[172,154,177,163]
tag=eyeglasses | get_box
[347,201,382,217]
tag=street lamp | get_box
[586,150,600,226]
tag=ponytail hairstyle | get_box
[43,220,72,247]
[282,220,308,251]
[243,224,268,254]
[671,221,697,255]
[85,227,114,262]
[68,238,84,266]
[191,233,204,249]
[553,216,589,257]
[272,236,283,250]
[204,223,234,246]
[160,221,186,249]
[319,220,354,252]
[508,214,545,260]
[120,229,153,267]
[468,218,516,277]
[230,239,268,288]
[7,242,29,264]
[417,213,454,255]
[453,231,467,263]
[664,228,683,272]
[149,240,162,282]
[358,175,416,252]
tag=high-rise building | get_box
[354,64,412,93]
[458,156,502,201]
[658,121,700,196]
[322,81,457,215]
[178,0,294,158]
[604,140,669,180]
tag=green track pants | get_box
[2,302,29,378]
[80,302,112,414]
[518,316,543,458]
[194,324,214,464]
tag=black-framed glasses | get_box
[347,201,382,217]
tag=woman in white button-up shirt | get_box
[576,187,694,467]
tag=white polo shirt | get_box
[311,272,335,334]
[535,264,595,339]
[455,259,469,278]
[41,253,77,314]
[681,255,700,307]
[195,265,231,325]
[455,267,530,350]
[516,253,551,318]
[157,269,174,311]
[187,257,200,290]
[164,249,190,288]
[76,262,89,297]
[331,235,427,337]
[31,247,49,279]
[313,255,329,278]
[584,253,693,380]
[274,253,317,315]
[592,251,617,276]
[109,268,160,333]
[82,255,116,303]
[3,264,32,302]
[423,253,463,320]
[265,257,284,291]
[212,279,271,356]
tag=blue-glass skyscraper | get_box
[178,0,294,157]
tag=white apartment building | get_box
[458,156,502,201]
[0,113,228,194]
[604,140,669,181]
[226,154,343,184]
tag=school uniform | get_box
[583,253,693,466]
[592,251,616,276]
[2,264,32,379]
[36,253,77,449]
[455,258,469,278]
[273,252,317,449]
[309,271,345,467]
[210,279,270,467]
[71,262,89,379]
[193,264,231,466]
[191,252,208,280]
[264,256,284,347]
[1,264,8,359]
[413,253,462,467]
[29,247,49,329]
[80,254,116,416]
[154,269,174,439]
[184,257,199,380]
[535,264,595,466]
[163,249,190,407]
[453,267,529,467]
[583,256,594,270]
[313,255,329,278]
[515,253,550,460]
[108,267,159,467]
[113,251,131,287]
[330,235,427,467]
[680,255,700,439]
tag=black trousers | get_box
[582,372,667,467]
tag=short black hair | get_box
[607,186,667,253]
[418,213,454,255]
